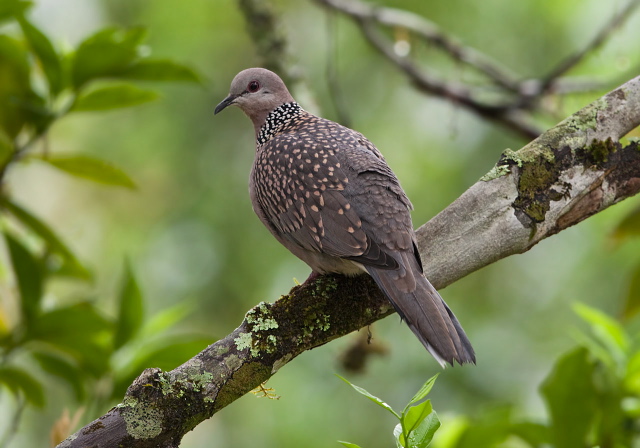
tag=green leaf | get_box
[27,302,113,375]
[4,231,43,323]
[509,422,550,446]
[0,35,31,137]
[0,128,14,168]
[28,302,112,340]
[114,261,144,349]
[625,351,640,394]
[72,83,159,112]
[570,327,615,369]
[4,200,91,280]
[122,59,201,83]
[71,27,147,89]
[0,365,45,407]
[32,350,85,401]
[573,302,628,361]
[402,399,433,437]
[0,0,31,25]
[17,15,63,95]
[338,442,363,448]
[337,374,400,419]
[406,411,440,448]
[39,154,136,189]
[540,347,597,448]
[406,374,439,408]
[394,423,404,448]
[141,301,193,338]
[454,407,512,448]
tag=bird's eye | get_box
[247,80,260,93]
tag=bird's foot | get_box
[304,270,322,284]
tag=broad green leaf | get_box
[455,406,512,448]
[337,374,400,419]
[4,200,91,280]
[0,128,14,168]
[429,415,468,448]
[0,365,45,407]
[0,35,31,137]
[28,302,112,340]
[71,27,147,89]
[0,0,31,23]
[406,374,439,408]
[17,15,63,95]
[406,411,440,448]
[4,231,43,323]
[32,350,85,401]
[72,84,158,112]
[509,422,550,446]
[540,347,597,448]
[570,327,615,369]
[625,351,640,394]
[623,261,640,320]
[114,261,144,349]
[39,154,136,189]
[402,399,433,437]
[573,303,628,360]
[338,442,362,448]
[27,302,113,375]
[141,301,193,338]
[122,59,201,83]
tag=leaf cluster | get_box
[337,374,441,448]
[0,3,205,445]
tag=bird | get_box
[215,67,475,366]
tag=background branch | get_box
[312,0,640,140]
[58,75,640,448]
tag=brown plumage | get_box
[215,68,475,366]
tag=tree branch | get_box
[312,0,544,139]
[58,76,640,447]
[312,0,640,140]
[314,0,520,92]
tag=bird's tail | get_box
[366,258,475,367]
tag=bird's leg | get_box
[304,270,322,284]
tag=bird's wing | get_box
[253,135,413,269]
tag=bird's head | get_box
[215,68,295,132]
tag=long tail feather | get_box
[366,261,475,366]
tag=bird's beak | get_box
[214,94,239,115]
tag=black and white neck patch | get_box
[257,102,302,145]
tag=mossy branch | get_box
[58,76,640,448]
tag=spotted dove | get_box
[215,68,475,366]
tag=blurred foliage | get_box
[0,0,638,447]
[343,304,640,448]
[0,3,206,446]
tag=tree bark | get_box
[58,76,640,448]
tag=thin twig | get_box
[541,0,640,91]
[314,0,520,91]
[358,20,543,140]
